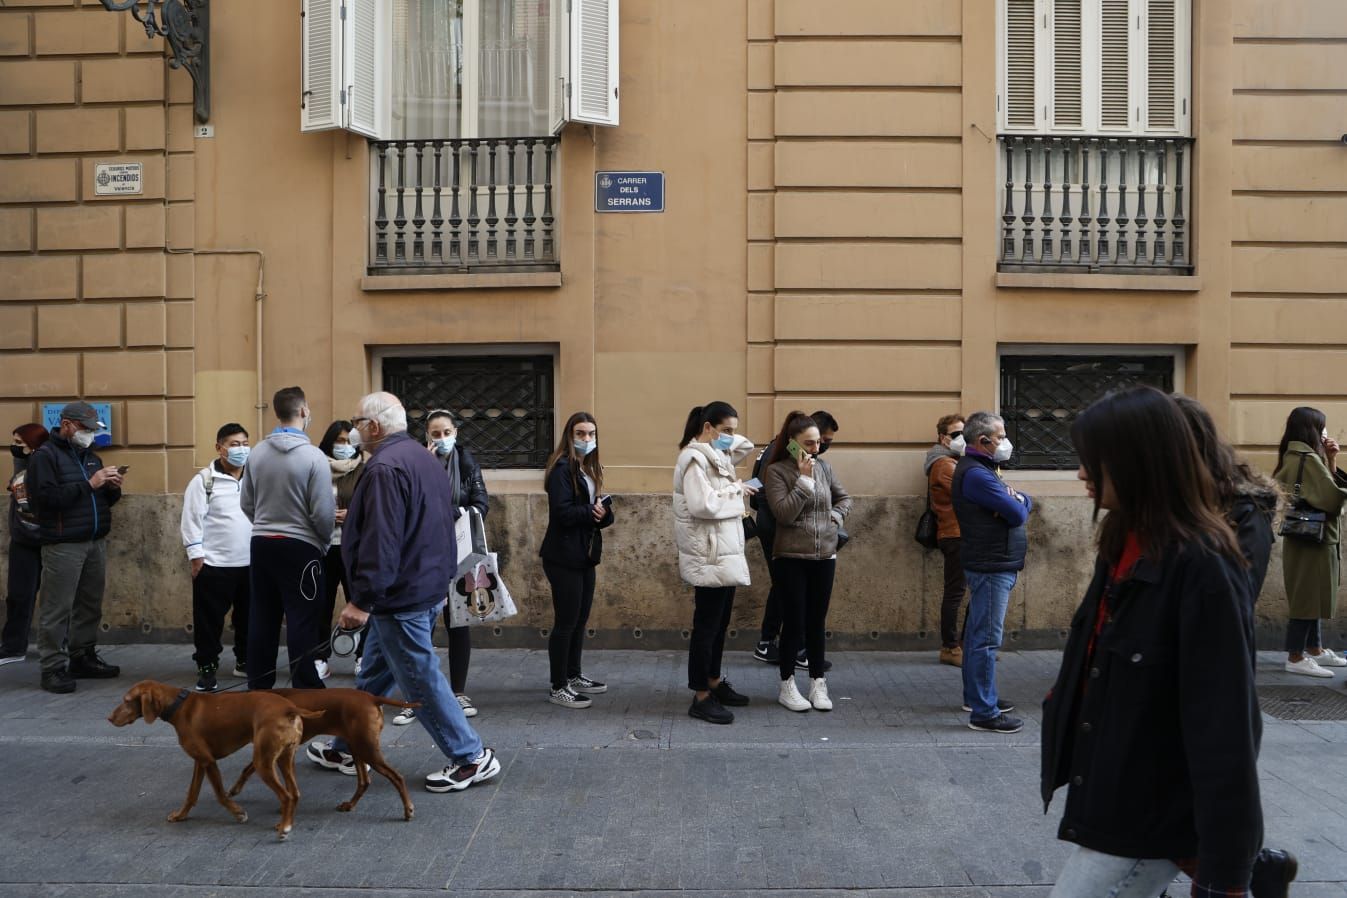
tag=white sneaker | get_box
[778,677,811,712]
[1285,656,1334,678]
[1309,648,1347,668]
[808,677,833,711]
[456,694,478,718]
[354,658,362,677]
[314,659,331,680]
[393,707,417,726]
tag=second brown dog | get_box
[227,687,418,821]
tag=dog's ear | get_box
[138,686,162,724]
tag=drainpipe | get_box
[165,247,268,438]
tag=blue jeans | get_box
[1049,845,1178,897]
[335,603,483,765]
[961,570,1017,721]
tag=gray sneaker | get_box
[967,713,1024,734]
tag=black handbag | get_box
[1279,453,1328,543]
[914,494,939,550]
[742,513,759,542]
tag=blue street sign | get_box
[42,402,113,448]
[595,171,665,213]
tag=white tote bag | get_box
[447,507,518,627]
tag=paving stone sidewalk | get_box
[0,646,1344,897]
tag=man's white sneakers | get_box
[808,677,832,711]
[778,677,811,712]
[1285,656,1334,678]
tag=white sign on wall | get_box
[93,162,143,196]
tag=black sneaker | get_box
[962,699,1016,713]
[568,674,607,694]
[711,679,750,707]
[231,660,247,678]
[195,664,219,693]
[41,667,76,694]
[305,740,353,771]
[69,649,120,679]
[753,640,779,664]
[0,651,26,667]
[795,650,833,673]
[1250,848,1298,898]
[967,713,1024,734]
[688,695,734,725]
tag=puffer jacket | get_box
[673,436,754,588]
[764,456,852,559]
[26,432,121,543]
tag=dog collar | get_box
[160,688,191,723]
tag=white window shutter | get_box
[1098,0,1132,131]
[1140,0,1190,135]
[343,0,390,139]
[1050,0,1084,129]
[1000,0,1040,132]
[549,0,568,133]
[569,0,619,127]
[300,0,342,132]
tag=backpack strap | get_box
[199,464,215,506]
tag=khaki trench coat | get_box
[1274,442,1347,619]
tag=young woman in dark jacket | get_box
[1041,386,1262,897]
[1,424,51,664]
[539,412,614,708]
[315,420,366,680]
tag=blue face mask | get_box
[574,439,596,456]
[333,443,357,460]
[712,433,735,452]
[433,436,456,457]
[226,446,250,467]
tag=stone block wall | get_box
[0,0,196,494]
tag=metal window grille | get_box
[382,355,555,469]
[1000,355,1175,470]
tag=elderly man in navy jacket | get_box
[952,411,1032,735]
[305,392,500,794]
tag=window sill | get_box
[361,271,563,292]
[995,272,1201,292]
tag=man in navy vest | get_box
[951,411,1032,734]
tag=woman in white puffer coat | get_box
[673,401,756,726]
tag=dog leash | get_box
[207,634,339,695]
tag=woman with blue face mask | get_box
[392,410,488,726]
[674,402,756,725]
[539,412,614,708]
[316,420,368,679]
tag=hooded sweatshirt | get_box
[239,429,335,551]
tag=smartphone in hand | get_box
[600,495,613,509]
[743,477,763,490]
[787,439,804,461]
[116,465,130,475]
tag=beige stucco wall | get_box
[2,0,1345,641]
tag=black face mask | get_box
[816,440,832,455]
[9,445,25,460]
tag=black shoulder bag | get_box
[1279,453,1328,543]
[914,492,939,550]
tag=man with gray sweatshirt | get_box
[240,386,334,689]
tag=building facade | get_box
[0,0,1343,645]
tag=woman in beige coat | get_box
[1273,406,1347,677]
[674,402,756,725]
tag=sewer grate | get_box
[1258,685,1347,721]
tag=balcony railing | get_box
[997,135,1193,274]
[369,136,560,274]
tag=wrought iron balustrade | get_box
[998,135,1193,274]
[370,136,559,274]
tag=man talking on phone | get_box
[26,401,123,693]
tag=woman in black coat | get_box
[1041,386,1262,897]
[539,411,613,709]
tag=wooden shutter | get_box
[1099,0,1131,130]
[1051,0,1083,129]
[1141,0,1189,134]
[344,0,389,139]
[549,0,567,133]
[301,0,342,132]
[1002,0,1039,131]
[569,0,619,127]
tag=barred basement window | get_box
[382,354,554,468]
[999,354,1174,470]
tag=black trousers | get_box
[191,563,250,669]
[757,528,783,643]
[1,540,42,656]
[938,537,968,648]
[776,557,836,680]
[689,585,736,691]
[247,536,326,690]
[543,561,595,690]
[439,610,472,694]
[1286,618,1322,655]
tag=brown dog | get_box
[226,688,418,821]
[108,680,322,840]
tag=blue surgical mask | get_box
[712,433,735,452]
[333,443,357,460]
[574,439,596,456]
[434,436,456,457]
[226,446,250,467]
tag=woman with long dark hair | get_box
[764,411,851,713]
[1,423,51,665]
[539,412,614,708]
[1041,386,1261,896]
[316,419,366,679]
[1272,406,1347,678]
[674,401,755,725]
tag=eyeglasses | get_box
[350,417,371,429]
[946,431,963,440]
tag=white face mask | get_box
[948,435,966,456]
[992,437,1014,463]
[71,429,95,450]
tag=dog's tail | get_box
[371,697,423,710]
[293,709,326,720]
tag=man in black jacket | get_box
[26,401,123,693]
